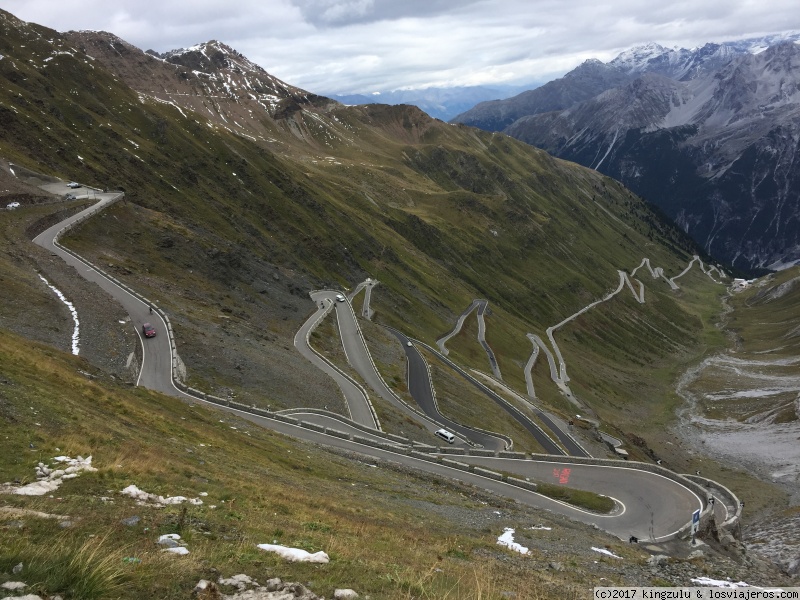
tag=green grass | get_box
[2,15,720,448]
[535,483,616,514]
[0,328,629,598]
[425,353,552,454]
[2,534,128,600]
[484,468,616,513]
[1,10,796,595]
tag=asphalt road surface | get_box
[294,294,378,429]
[390,329,507,451]
[31,194,705,542]
[33,193,174,395]
[317,290,457,438]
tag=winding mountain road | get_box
[437,299,501,379]
[302,289,458,440]
[525,255,727,412]
[33,193,173,394]
[29,192,714,543]
[390,329,508,451]
[293,294,378,428]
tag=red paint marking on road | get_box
[553,467,571,484]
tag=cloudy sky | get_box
[4,0,800,94]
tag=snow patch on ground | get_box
[0,456,96,496]
[497,528,529,554]
[38,274,79,354]
[691,576,750,587]
[256,543,330,563]
[592,547,622,559]
[121,484,204,506]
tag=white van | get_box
[435,429,455,444]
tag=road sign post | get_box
[691,509,701,545]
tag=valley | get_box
[0,7,798,598]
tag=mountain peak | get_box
[161,40,248,74]
[64,29,326,131]
[609,42,671,73]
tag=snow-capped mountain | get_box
[455,34,800,272]
[609,41,743,81]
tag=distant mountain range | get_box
[326,84,534,121]
[454,33,800,272]
[4,6,800,587]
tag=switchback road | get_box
[30,192,710,543]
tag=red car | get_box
[142,323,156,338]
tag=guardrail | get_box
[471,368,590,456]
[384,326,513,450]
[685,474,742,529]
[337,304,475,444]
[278,408,408,444]
[302,290,380,429]
[416,337,558,453]
[47,197,732,544]
[51,193,125,244]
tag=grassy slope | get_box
[0,9,733,457]
[0,9,795,595]
[0,329,628,599]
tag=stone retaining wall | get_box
[325,428,352,441]
[410,450,439,463]
[301,421,326,434]
[473,467,503,481]
[438,447,468,455]
[441,458,471,472]
[498,451,527,459]
[468,449,496,457]
[507,477,537,492]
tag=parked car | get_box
[64,194,76,200]
[6,202,20,210]
[67,182,80,188]
[142,323,156,338]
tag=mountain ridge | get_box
[0,6,708,418]
[325,83,534,121]
[2,7,799,593]
[454,34,800,271]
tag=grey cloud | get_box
[5,0,800,94]
[291,0,484,26]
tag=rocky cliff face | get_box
[451,59,632,132]
[457,38,800,272]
